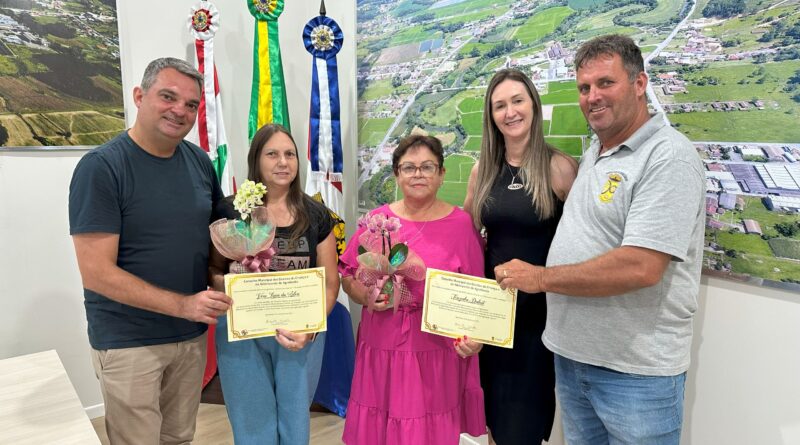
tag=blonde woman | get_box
[464,69,577,445]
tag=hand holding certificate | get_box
[422,268,517,348]
[224,267,327,341]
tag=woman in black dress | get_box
[464,69,577,444]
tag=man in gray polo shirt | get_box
[494,34,704,444]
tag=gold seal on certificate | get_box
[224,267,327,342]
[421,268,517,348]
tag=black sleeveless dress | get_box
[479,162,562,444]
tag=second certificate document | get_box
[421,268,517,348]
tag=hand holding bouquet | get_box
[210,180,276,273]
[354,213,425,312]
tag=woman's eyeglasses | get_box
[398,162,439,177]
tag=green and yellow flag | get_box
[247,0,290,139]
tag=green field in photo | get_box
[458,97,484,113]
[418,0,514,19]
[458,42,496,58]
[360,79,394,101]
[422,90,482,127]
[640,45,659,55]
[461,112,483,136]
[74,131,120,145]
[358,117,394,146]
[440,6,511,26]
[42,111,123,134]
[388,25,440,46]
[0,56,17,75]
[677,60,800,105]
[626,0,683,25]
[738,196,800,234]
[546,136,584,156]
[441,154,475,205]
[715,231,774,256]
[464,136,482,151]
[569,6,639,41]
[541,81,579,105]
[568,0,606,9]
[670,111,800,143]
[542,119,551,135]
[443,154,474,181]
[438,181,469,205]
[704,5,799,51]
[550,105,589,136]
[513,6,574,44]
[574,5,642,32]
[486,44,547,71]
[769,239,800,260]
[725,253,800,282]
[547,81,577,93]
[22,113,63,136]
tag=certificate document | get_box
[224,267,327,342]
[421,268,517,348]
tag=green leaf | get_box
[389,243,408,267]
[358,245,367,255]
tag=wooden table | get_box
[0,350,100,444]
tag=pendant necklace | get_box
[401,201,431,244]
[505,163,523,190]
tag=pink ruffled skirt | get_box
[342,305,486,445]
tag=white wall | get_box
[1,2,799,444]
[684,277,800,444]
[0,151,102,414]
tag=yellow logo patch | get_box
[599,172,623,203]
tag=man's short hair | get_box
[575,34,644,81]
[140,57,203,93]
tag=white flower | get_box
[233,180,267,220]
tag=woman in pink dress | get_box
[339,135,487,445]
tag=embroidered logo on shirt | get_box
[599,172,623,203]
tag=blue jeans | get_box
[554,354,686,445]
[216,315,326,445]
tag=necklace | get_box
[505,163,523,190]
[403,219,428,245]
[400,201,434,245]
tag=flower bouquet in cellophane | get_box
[210,180,276,273]
[354,214,426,311]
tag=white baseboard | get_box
[460,433,489,445]
[85,403,105,419]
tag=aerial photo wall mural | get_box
[0,0,123,148]
[356,0,800,292]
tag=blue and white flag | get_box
[304,14,344,189]
[303,12,354,418]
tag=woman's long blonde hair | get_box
[470,69,560,228]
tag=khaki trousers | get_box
[91,332,207,445]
